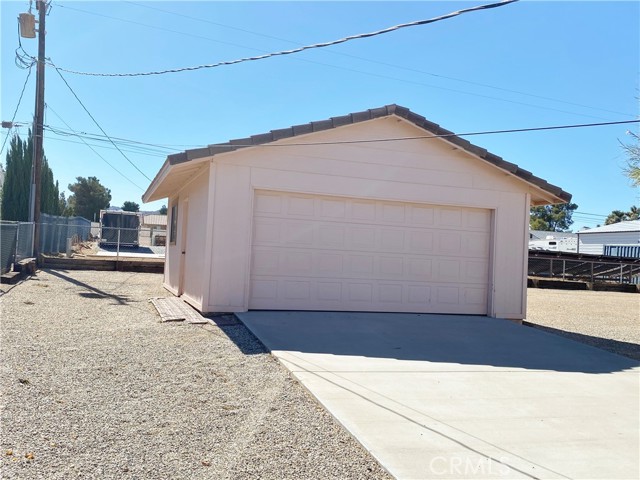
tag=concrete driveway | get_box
[236,312,640,480]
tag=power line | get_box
[124,1,635,119]
[41,118,640,153]
[45,104,145,190]
[54,1,622,121]
[44,125,174,156]
[48,0,519,78]
[42,134,167,159]
[0,65,34,157]
[51,64,152,181]
[54,3,267,53]
[199,119,640,149]
[42,124,193,152]
[573,211,608,218]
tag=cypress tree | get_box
[1,131,63,220]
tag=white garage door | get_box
[249,191,492,314]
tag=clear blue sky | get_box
[2,1,638,229]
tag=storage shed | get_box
[577,220,640,258]
[142,105,570,319]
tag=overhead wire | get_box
[42,135,167,159]
[33,118,640,153]
[45,104,146,190]
[43,125,175,156]
[51,1,630,121]
[53,3,266,53]
[51,64,153,181]
[124,0,635,119]
[195,119,640,149]
[48,0,519,78]
[0,65,34,157]
[573,211,608,218]
[41,124,190,152]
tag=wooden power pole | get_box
[31,0,46,260]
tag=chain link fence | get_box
[1,217,165,273]
[39,214,92,255]
[0,221,35,274]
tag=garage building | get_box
[142,105,570,319]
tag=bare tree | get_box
[621,131,640,187]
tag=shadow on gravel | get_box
[205,314,268,356]
[524,322,640,361]
[46,269,132,305]
[236,311,640,374]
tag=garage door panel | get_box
[438,207,462,227]
[436,259,460,281]
[408,230,433,252]
[406,257,432,280]
[250,191,491,314]
[409,205,435,225]
[252,250,280,275]
[320,198,347,218]
[288,195,315,216]
[465,260,490,282]
[316,252,344,275]
[253,247,486,283]
[255,192,283,214]
[253,219,281,244]
[437,232,462,255]
[250,276,488,313]
[352,201,376,220]
[251,279,278,300]
[350,227,377,249]
[284,223,314,246]
[282,280,311,300]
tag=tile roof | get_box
[154,104,571,203]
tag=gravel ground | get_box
[525,287,640,360]
[0,269,391,480]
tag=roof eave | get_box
[143,104,572,205]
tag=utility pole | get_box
[31,0,46,260]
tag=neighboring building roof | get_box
[143,104,571,204]
[530,230,578,240]
[142,214,167,226]
[577,220,640,235]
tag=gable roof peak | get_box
[149,104,571,205]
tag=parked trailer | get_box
[100,211,140,247]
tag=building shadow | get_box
[229,311,640,374]
[46,268,132,305]
[524,321,640,361]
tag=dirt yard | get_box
[525,288,640,360]
[0,270,391,480]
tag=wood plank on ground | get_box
[149,297,209,324]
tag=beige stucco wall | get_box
[164,167,211,310]
[165,117,535,319]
